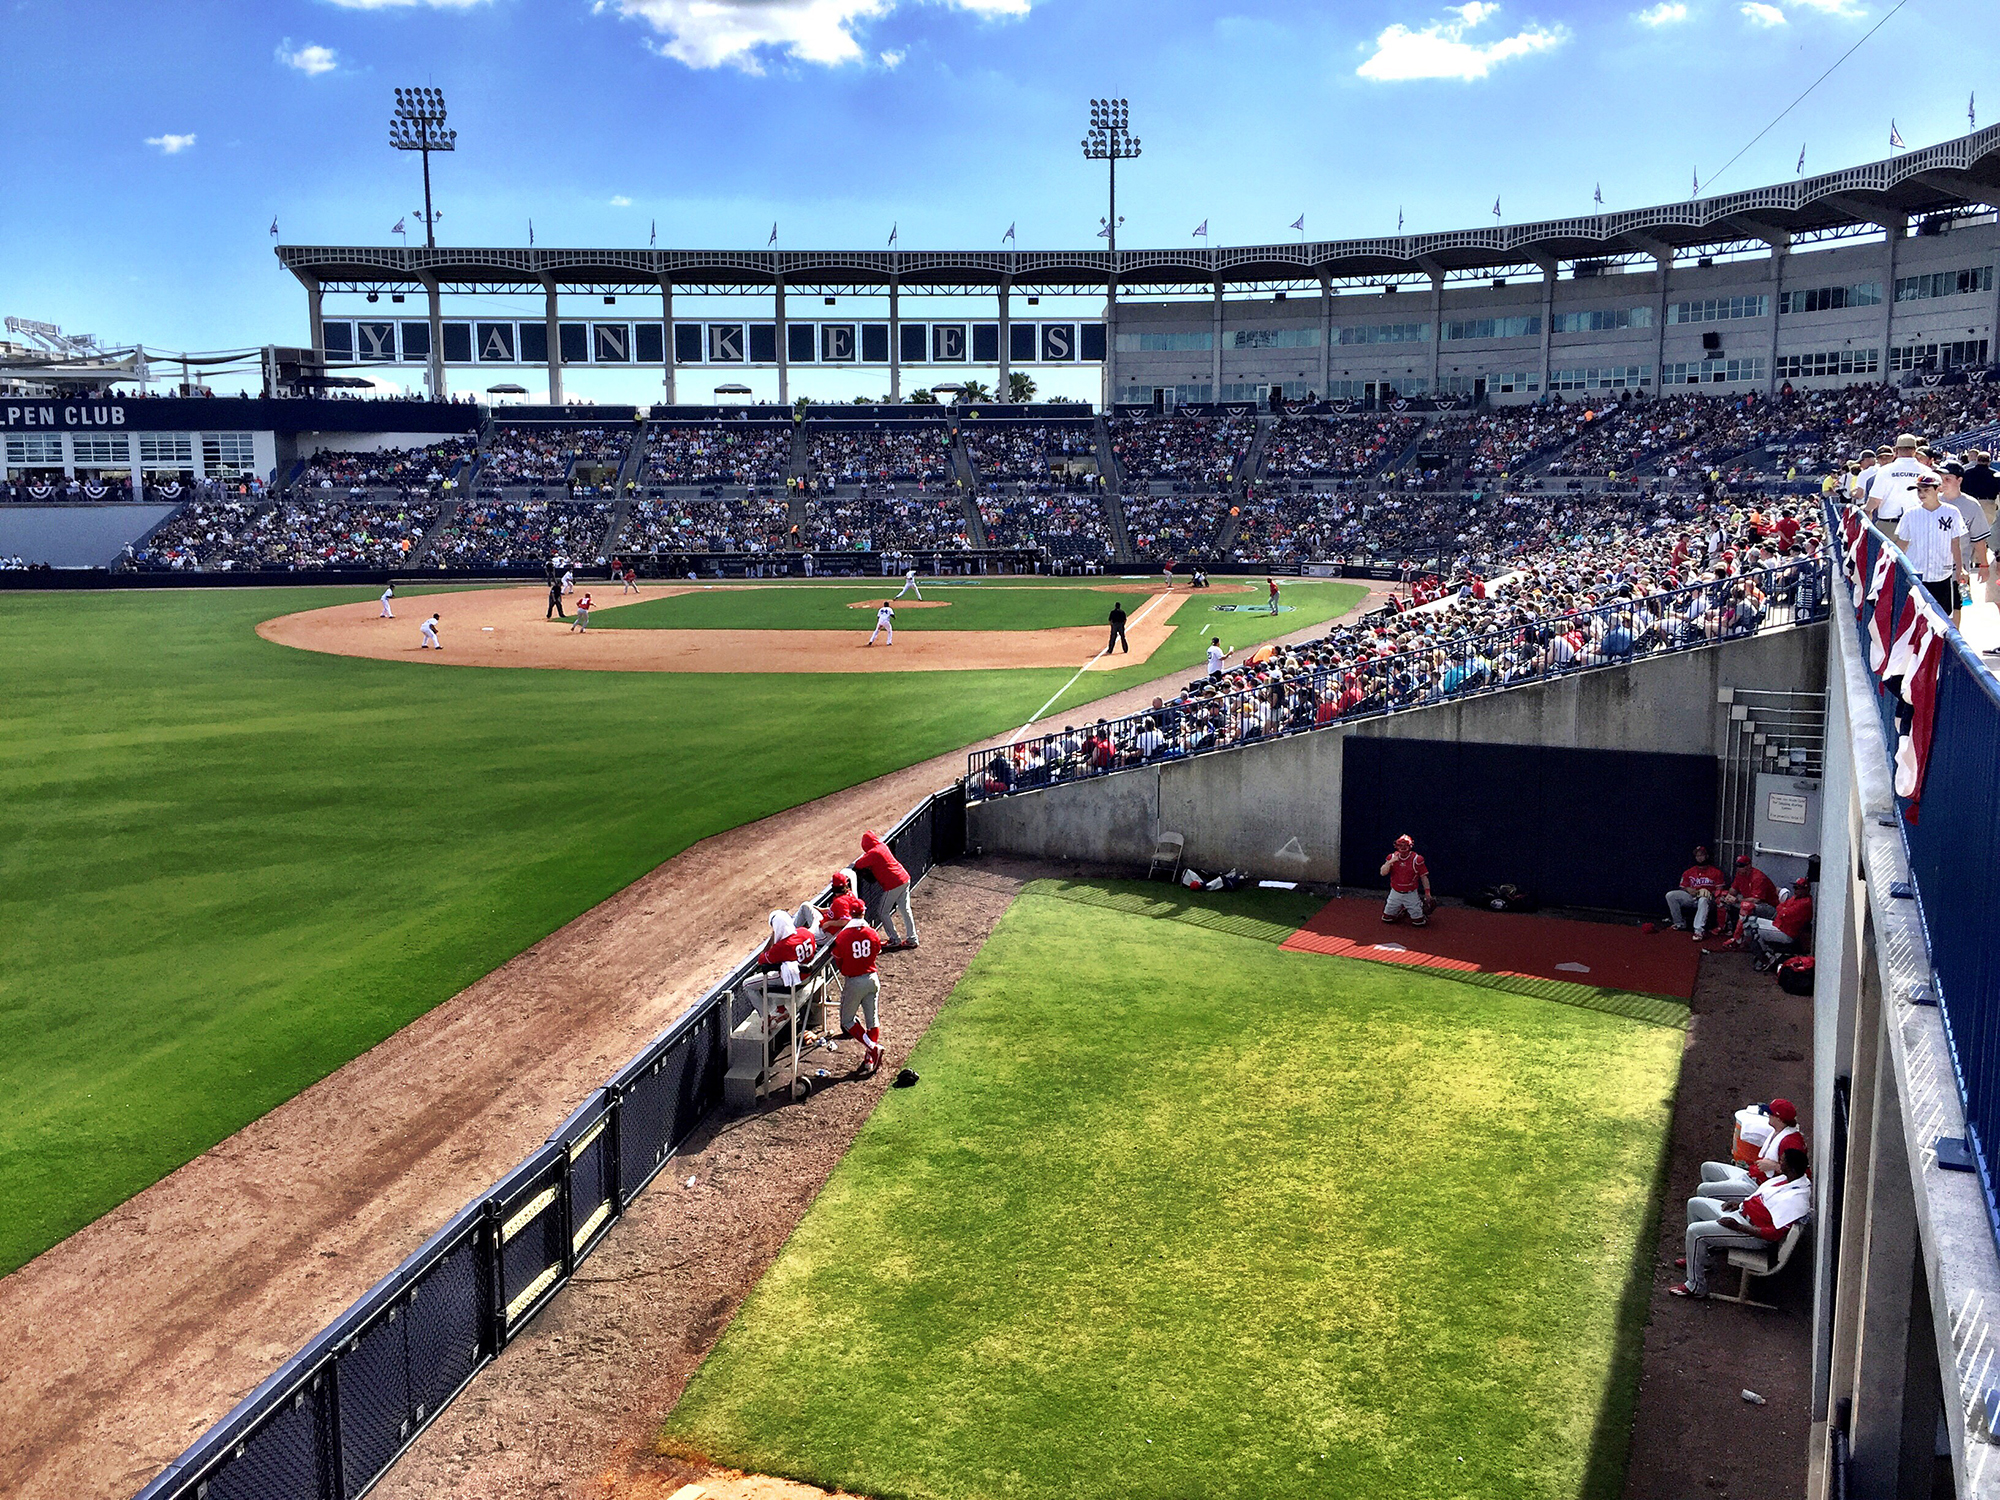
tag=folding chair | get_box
[1710,1219,1811,1309]
[1148,831,1185,882]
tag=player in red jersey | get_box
[855,830,917,950]
[1379,834,1431,926]
[831,917,886,1074]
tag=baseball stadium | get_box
[9,11,2000,1500]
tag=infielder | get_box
[379,584,395,619]
[895,567,923,600]
[1380,834,1431,925]
[561,566,576,595]
[831,915,886,1075]
[419,613,442,650]
[867,601,896,646]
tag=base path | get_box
[257,582,1226,674]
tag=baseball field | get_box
[0,576,1363,1276]
[661,879,1686,1500]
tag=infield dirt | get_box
[256,580,1246,674]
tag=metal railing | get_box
[967,555,1830,800]
[132,783,966,1500]
[1835,500,2000,1256]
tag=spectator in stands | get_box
[1670,1145,1812,1299]
[1697,1098,1805,1204]
[1745,877,1814,971]
[1665,846,1726,939]
[1938,462,1992,615]
[1895,475,1969,617]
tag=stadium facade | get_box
[276,125,2000,409]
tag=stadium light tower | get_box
[1082,99,1139,405]
[390,87,456,249]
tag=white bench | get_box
[1709,1219,1811,1309]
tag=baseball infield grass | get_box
[661,879,1683,1500]
[0,583,1355,1275]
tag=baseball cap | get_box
[1735,854,1752,866]
[1917,474,1941,488]
[1942,460,1967,477]
[1877,445,1895,457]
[1768,1098,1799,1125]
[830,871,850,889]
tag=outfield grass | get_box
[663,880,1682,1500]
[0,584,1357,1275]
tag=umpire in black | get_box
[1107,601,1130,654]
[546,577,567,620]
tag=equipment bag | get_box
[1777,956,1816,996]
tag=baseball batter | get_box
[831,915,886,1075]
[867,602,896,646]
[378,584,395,619]
[895,567,923,600]
[419,613,442,651]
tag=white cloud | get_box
[1634,2,1688,25]
[277,41,340,75]
[609,0,1023,73]
[609,194,633,207]
[1740,3,1786,24]
[145,133,196,154]
[879,47,905,67]
[1356,3,1568,83]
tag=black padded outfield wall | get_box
[1339,738,1718,914]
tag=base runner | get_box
[831,916,886,1075]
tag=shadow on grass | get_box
[1577,1057,1681,1500]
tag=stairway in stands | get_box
[411,499,460,568]
[1092,412,1136,563]
[951,433,990,545]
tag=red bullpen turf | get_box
[1280,896,1699,1001]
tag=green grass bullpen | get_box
[0,584,1362,1276]
[663,880,1683,1500]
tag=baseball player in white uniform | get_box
[895,567,922,600]
[867,602,895,646]
[419,613,441,650]
[379,585,395,619]
[560,566,576,595]
[1207,637,1229,677]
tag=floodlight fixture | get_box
[390,86,456,248]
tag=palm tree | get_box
[1009,371,1037,403]
[958,379,994,403]
[907,388,939,404]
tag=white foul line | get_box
[1007,587,1177,744]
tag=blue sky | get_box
[2,0,1990,401]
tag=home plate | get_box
[1373,942,1408,952]
[1555,962,1591,974]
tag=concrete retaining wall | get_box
[970,622,1827,882]
[0,504,180,568]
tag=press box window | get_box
[6,434,64,464]
[202,432,257,473]
[139,434,194,467]
[71,435,128,466]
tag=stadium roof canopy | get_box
[280,125,2000,298]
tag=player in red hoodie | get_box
[1665,845,1727,940]
[855,830,918,951]
[831,916,886,1074]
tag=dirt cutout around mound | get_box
[257,582,1218,674]
[842,598,952,609]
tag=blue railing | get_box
[967,554,1830,799]
[131,785,966,1500]
[1835,500,2000,1253]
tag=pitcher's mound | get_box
[843,599,953,609]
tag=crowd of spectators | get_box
[427,500,615,568]
[643,424,792,487]
[127,499,267,570]
[483,426,628,486]
[622,496,795,553]
[291,438,474,496]
[1121,492,1228,558]
[1260,415,1420,485]
[963,421,1098,485]
[977,496,1824,793]
[808,491,972,552]
[807,425,952,488]
[1108,412,1255,490]
[202,500,439,569]
[977,491,1112,558]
